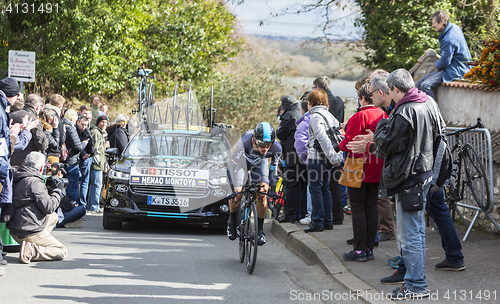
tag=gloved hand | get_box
[55,180,65,191]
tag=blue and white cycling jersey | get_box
[230,130,282,188]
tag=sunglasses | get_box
[255,139,272,149]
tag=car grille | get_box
[130,184,209,197]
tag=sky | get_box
[225,0,361,40]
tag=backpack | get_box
[430,133,453,192]
[310,111,342,159]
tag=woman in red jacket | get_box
[339,84,387,262]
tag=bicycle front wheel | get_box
[460,144,491,211]
[244,201,258,274]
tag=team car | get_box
[102,87,235,229]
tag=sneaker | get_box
[387,255,401,264]
[346,238,354,245]
[435,259,466,271]
[381,269,405,284]
[391,284,429,300]
[226,219,236,241]
[64,219,83,228]
[379,232,396,242]
[19,241,34,264]
[343,250,368,262]
[0,259,7,266]
[365,249,374,260]
[389,260,400,269]
[299,214,311,225]
[257,230,266,246]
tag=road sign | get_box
[8,50,36,82]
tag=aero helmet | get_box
[253,122,275,148]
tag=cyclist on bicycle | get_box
[227,122,282,246]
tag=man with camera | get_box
[6,152,67,263]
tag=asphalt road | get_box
[1,214,362,304]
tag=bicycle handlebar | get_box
[445,117,484,137]
[228,184,277,200]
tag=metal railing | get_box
[445,127,500,240]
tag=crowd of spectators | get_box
[0,78,132,273]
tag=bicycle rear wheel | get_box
[244,201,258,274]
[238,200,246,263]
[460,144,491,211]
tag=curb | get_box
[272,221,395,304]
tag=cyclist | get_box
[227,122,282,246]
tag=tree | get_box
[0,0,241,97]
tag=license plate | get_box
[147,196,189,207]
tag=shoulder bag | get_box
[339,153,365,188]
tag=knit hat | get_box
[114,114,128,123]
[96,115,109,125]
[281,95,297,107]
[0,77,20,97]
[64,109,78,121]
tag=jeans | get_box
[56,205,86,228]
[396,179,431,293]
[306,186,312,215]
[87,169,103,212]
[308,158,333,229]
[65,164,80,203]
[427,188,464,264]
[78,157,92,208]
[397,187,464,273]
[416,69,443,100]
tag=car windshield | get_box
[123,133,229,160]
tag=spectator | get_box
[98,104,108,117]
[107,114,130,157]
[0,77,23,274]
[39,109,60,164]
[90,96,100,127]
[313,76,345,225]
[7,152,66,263]
[46,163,86,228]
[276,95,304,223]
[44,94,66,164]
[348,69,443,300]
[75,116,93,208]
[62,109,86,203]
[295,97,312,225]
[88,115,109,213]
[10,100,24,113]
[416,10,471,99]
[304,90,342,233]
[10,94,48,168]
[339,84,386,262]
[78,105,91,120]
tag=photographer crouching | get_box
[6,152,67,263]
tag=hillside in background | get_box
[248,36,369,80]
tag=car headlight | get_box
[210,176,228,185]
[109,169,130,181]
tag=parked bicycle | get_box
[129,65,155,130]
[229,182,275,274]
[445,118,491,214]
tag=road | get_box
[1,214,362,304]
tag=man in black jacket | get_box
[76,116,93,208]
[313,76,345,225]
[276,95,305,223]
[10,94,48,168]
[7,152,66,263]
[62,109,86,203]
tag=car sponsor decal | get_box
[130,167,209,188]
